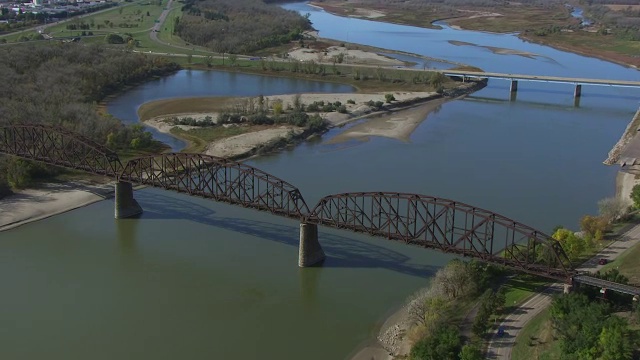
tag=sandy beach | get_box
[288,46,404,66]
[0,181,114,232]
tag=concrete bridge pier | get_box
[114,181,143,219]
[574,84,582,99]
[299,223,325,267]
[564,283,572,294]
[510,80,518,94]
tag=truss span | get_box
[309,192,573,280]
[119,153,309,219]
[0,124,122,177]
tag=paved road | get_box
[486,223,640,359]
[150,0,173,43]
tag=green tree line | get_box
[0,43,180,197]
[174,0,312,54]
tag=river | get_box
[1,3,640,359]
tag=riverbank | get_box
[0,181,114,232]
[349,301,413,360]
[604,107,640,166]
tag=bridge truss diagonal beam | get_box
[309,192,573,280]
[118,153,309,219]
[0,124,123,177]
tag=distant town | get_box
[0,0,117,33]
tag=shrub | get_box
[347,99,355,104]
[337,105,347,113]
[105,33,125,44]
[385,93,396,103]
[306,103,320,112]
[249,113,274,125]
[631,184,640,208]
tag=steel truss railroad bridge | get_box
[1,124,637,295]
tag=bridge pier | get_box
[298,223,325,267]
[564,283,573,294]
[114,181,143,219]
[574,84,582,99]
[510,80,518,94]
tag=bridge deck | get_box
[443,70,640,88]
[573,275,640,296]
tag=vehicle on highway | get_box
[497,326,506,337]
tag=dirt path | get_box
[486,223,640,359]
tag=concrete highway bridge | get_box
[1,124,638,295]
[442,70,640,101]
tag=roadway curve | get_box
[486,223,640,359]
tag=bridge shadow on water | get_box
[119,191,439,280]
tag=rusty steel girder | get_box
[119,153,309,219]
[308,192,573,280]
[0,124,122,177]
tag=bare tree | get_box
[598,196,631,223]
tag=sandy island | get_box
[141,91,443,159]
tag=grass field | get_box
[45,0,167,38]
[525,31,640,67]
[138,97,237,121]
[600,237,640,284]
[502,275,550,312]
[171,127,247,153]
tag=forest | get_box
[0,43,180,197]
[174,0,312,53]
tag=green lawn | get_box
[502,275,550,311]
[45,0,167,38]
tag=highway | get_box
[486,223,640,359]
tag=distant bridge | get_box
[0,123,637,295]
[442,70,640,100]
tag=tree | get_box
[6,158,32,189]
[429,72,447,88]
[293,94,302,111]
[458,343,483,360]
[105,33,124,44]
[272,100,283,116]
[228,53,237,67]
[631,183,640,209]
[580,215,608,240]
[597,316,634,360]
[598,197,630,223]
[432,259,476,300]
[550,293,611,356]
[411,325,461,360]
[552,228,587,259]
